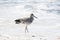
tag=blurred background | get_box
[0,0,60,40]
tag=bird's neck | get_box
[30,16,34,19]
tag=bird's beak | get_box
[33,15,37,18]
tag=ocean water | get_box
[0,0,60,40]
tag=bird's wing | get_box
[21,18,30,21]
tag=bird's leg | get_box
[25,26,26,33]
[25,25,28,33]
[26,26,28,32]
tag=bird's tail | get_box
[15,19,21,24]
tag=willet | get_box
[15,13,37,32]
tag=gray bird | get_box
[15,13,37,32]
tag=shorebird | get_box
[15,13,37,32]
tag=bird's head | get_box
[30,13,37,18]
